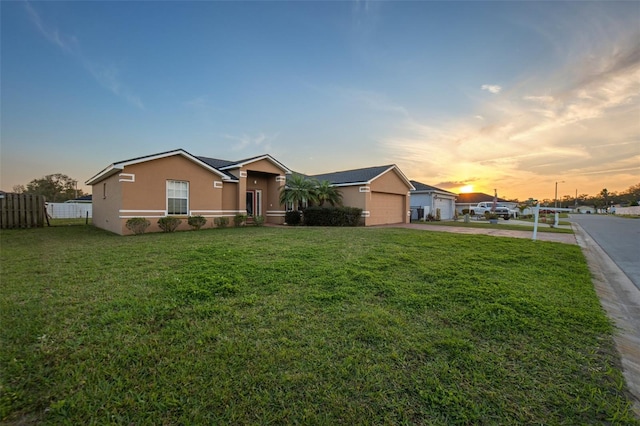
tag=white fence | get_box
[46,202,92,219]
[615,206,640,215]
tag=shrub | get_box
[484,211,498,220]
[303,206,363,226]
[214,217,229,228]
[188,215,207,230]
[461,209,470,215]
[233,214,247,227]
[125,217,150,235]
[285,210,302,226]
[253,215,265,227]
[158,216,182,233]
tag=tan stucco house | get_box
[86,149,413,234]
[308,165,414,226]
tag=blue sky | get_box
[1,1,638,200]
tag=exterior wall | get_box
[117,155,225,234]
[338,169,411,226]
[243,159,285,175]
[410,193,432,220]
[340,186,366,211]
[227,160,288,224]
[91,154,291,234]
[221,182,239,214]
[368,169,410,225]
[92,173,122,234]
[264,174,287,224]
[411,193,456,220]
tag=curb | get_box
[573,223,640,417]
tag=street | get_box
[570,214,640,291]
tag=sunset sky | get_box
[1,1,638,201]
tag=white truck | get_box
[469,202,512,220]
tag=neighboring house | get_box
[86,149,292,235]
[455,192,518,216]
[86,149,414,235]
[575,205,596,214]
[307,165,414,226]
[409,181,457,220]
[65,195,93,203]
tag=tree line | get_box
[515,183,640,209]
[11,174,86,203]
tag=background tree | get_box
[12,185,25,194]
[314,180,342,207]
[279,174,318,210]
[24,173,84,202]
[599,188,610,212]
[621,183,640,205]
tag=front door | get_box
[246,190,262,217]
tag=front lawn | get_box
[1,225,637,424]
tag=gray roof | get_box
[410,180,456,195]
[196,156,236,169]
[196,156,239,180]
[308,165,394,185]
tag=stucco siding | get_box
[121,155,221,213]
[370,169,409,194]
[340,186,366,211]
[92,173,122,234]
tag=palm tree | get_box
[314,180,342,207]
[279,174,318,210]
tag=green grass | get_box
[1,225,637,424]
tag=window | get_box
[167,180,188,215]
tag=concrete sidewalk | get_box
[380,222,578,244]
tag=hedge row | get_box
[300,206,363,227]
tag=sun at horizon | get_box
[460,185,474,193]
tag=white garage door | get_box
[369,192,405,225]
[434,198,453,220]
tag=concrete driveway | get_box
[384,222,577,244]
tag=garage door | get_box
[369,192,405,225]
[435,198,453,220]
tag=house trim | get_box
[86,149,234,185]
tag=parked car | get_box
[469,202,511,220]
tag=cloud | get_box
[223,132,279,152]
[24,2,144,109]
[86,63,144,109]
[434,180,476,189]
[24,1,78,54]
[184,95,210,109]
[481,84,502,94]
[380,28,640,198]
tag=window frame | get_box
[166,180,189,215]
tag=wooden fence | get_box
[0,193,46,229]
